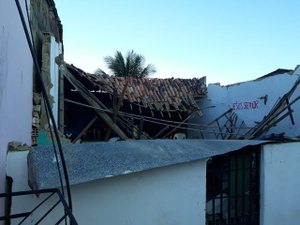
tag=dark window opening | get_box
[206,147,260,225]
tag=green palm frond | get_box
[95,68,108,76]
[139,64,157,78]
[102,50,156,78]
[104,51,127,77]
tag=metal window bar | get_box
[206,148,260,225]
[242,154,246,224]
[220,161,224,224]
[227,159,231,225]
[234,155,238,224]
[0,189,78,225]
[212,161,216,225]
[254,152,260,224]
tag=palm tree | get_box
[97,50,156,78]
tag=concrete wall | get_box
[7,150,207,225]
[1,0,62,221]
[0,0,33,216]
[40,33,62,128]
[7,142,300,224]
[7,151,66,225]
[29,0,62,78]
[189,66,300,138]
[260,142,300,225]
[49,36,62,126]
[71,160,207,225]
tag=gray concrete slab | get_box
[27,139,265,190]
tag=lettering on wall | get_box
[231,100,259,110]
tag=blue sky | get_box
[55,0,300,85]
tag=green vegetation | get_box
[96,50,156,78]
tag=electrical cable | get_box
[44,99,65,196]
[25,0,65,200]
[70,64,208,115]
[24,0,35,47]
[44,102,68,225]
[24,1,68,223]
[25,0,66,199]
[15,0,73,211]
[64,99,250,138]
[66,66,251,132]
[64,98,253,131]
[25,0,66,202]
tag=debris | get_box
[7,141,30,151]
[243,78,300,139]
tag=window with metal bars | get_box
[206,147,260,225]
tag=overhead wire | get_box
[24,2,68,223]
[24,0,66,202]
[66,64,253,136]
[43,100,68,225]
[64,98,253,131]
[64,98,252,136]
[15,0,73,211]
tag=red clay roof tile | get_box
[67,64,206,112]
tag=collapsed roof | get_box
[65,64,207,113]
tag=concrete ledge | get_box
[27,139,265,190]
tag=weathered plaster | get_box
[189,66,300,138]
[40,33,62,129]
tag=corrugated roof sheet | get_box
[66,64,207,112]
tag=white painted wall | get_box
[8,142,300,224]
[49,36,62,126]
[260,142,300,225]
[7,151,207,225]
[7,151,66,225]
[189,67,300,138]
[72,160,207,225]
[0,0,33,217]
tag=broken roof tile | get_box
[66,64,207,112]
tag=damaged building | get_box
[2,0,300,225]
[62,64,207,142]
[189,66,300,140]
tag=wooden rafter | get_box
[61,65,128,140]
